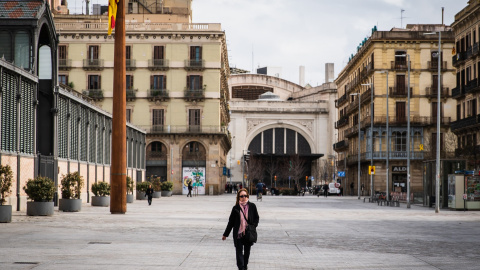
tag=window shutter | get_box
[160,46,164,59]
[186,75,190,89]
[199,47,202,59]
[150,75,154,89]
[99,75,101,89]
[200,76,203,89]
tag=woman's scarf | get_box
[238,202,249,238]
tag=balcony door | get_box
[88,45,99,65]
[431,102,444,124]
[152,109,164,132]
[396,75,406,94]
[189,109,201,132]
[396,102,406,123]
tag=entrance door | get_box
[392,174,407,192]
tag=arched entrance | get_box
[246,128,322,189]
[181,141,206,195]
[146,141,168,181]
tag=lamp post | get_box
[376,71,389,201]
[362,83,374,200]
[351,92,361,199]
[424,28,442,213]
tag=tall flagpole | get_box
[110,0,127,214]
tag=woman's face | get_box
[239,191,249,203]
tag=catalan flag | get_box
[108,0,119,36]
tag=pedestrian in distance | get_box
[222,188,259,270]
[339,185,343,196]
[350,182,354,196]
[323,183,329,198]
[145,184,154,205]
[187,180,193,197]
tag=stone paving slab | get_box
[1,194,479,270]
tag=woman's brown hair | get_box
[236,188,249,205]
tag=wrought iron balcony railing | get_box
[83,59,104,70]
[126,89,137,100]
[58,59,71,70]
[335,93,347,108]
[427,61,447,70]
[391,61,411,71]
[184,89,205,99]
[450,115,477,132]
[389,86,413,97]
[465,79,479,94]
[425,87,450,98]
[148,89,169,99]
[148,59,169,70]
[82,89,103,100]
[139,125,228,135]
[126,59,136,70]
[335,116,349,129]
[184,59,205,70]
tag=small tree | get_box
[289,154,308,189]
[160,181,174,191]
[152,177,162,191]
[264,156,279,188]
[0,165,13,205]
[136,181,151,193]
[91,182,110,197]
[23,176,56,202]
[246,156,264,185]
[60,172,84,199]
[126,176,134,194]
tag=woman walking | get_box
[222,188,259,270]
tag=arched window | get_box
[15,31,30,70]
[0,31,12,61]
[39,45,52,79]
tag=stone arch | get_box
[145,141,168,181]
[245,121,316,154]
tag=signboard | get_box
[337,171,345,177]
[368,166,375,175]
[392,166,407,172]
[182,167,206,195]
[223,166,227,176]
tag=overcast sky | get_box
[70,0,464,86]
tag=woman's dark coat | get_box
[223,202,259,240]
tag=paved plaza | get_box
[1,194,479,270]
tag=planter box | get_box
[91,196,110,207]
[136,191,147,200]
[0,205,12,223]
[161,191,172,197]
[127,194,134,203]
[59,199,82,212]
[27,201,54,216]
[152,191,162,198]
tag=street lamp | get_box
[361,83,374,200]
[424,28,442,213]
[376,70,389,201]
[350,92,361,199]
[398,53,411,208]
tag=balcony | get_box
[335,93,347,108]
[347,151,425,164]
[451,86,464,98]
[465,79,479,94]
[147,89,169,101]
[147,150,167,159]
[82,89,103,100]
[467,46,473,59]
[126,89,137,101]
[126,59,136,71]
[450,115,478,132]
[184,88,205,101]
[473,43,479,56]
[360,87,372,105]
[389,86,412,97]
[455,146,480,158]
[427,61,447,71]
[335,116,349,129]
[391,61,410,71]
[366,62,374,75]
[345,99,359,115]
[58,59,72,70]
[344,125,358,138]
[148,59,169,71]
[425,87,450,98]
[333,140,349,151]
[184,59,205,71]
[140,125,228,135]
[452,52,466,67]
[83,59,104,70]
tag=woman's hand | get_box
[222,236,226,241]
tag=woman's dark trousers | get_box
[234,238,251,269]
[147,196,152,205]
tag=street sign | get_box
[338,171,345,177]
[368,166,375,175]
[223,167,227,176]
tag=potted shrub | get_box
[91,181,110,207]
[160,181,173,197]
[152,177,162,198]
[136,181,151,200]
[126,176,134,203]
[23,176,56,216]
[59,172,84,212]
[0,165,13,222]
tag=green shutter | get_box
[80,106,88,161]
[20,79,34,154]
[58,97,68,158]
[70,102,79,160]
[1,71,18,152]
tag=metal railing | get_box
[58,59,71,68]
[389,86,413,97]
[335,94,347,107]
[184,89,205,99]
[82,89,103,99]
[450,115,478,131]
[126,89,137,99]
[148,89,169,99]
[465,79,479,93]
[126,59,136,69]
[333,140,349,150]
[139,125,228,135]
[425,87,450,98]
[184,59,205,69]
[83,59,104,69]
[391,61,411,71]
[427,61,447,70]
[148,59,169,69]
[335,116,349,128]
[55,22,222,31]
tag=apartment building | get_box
[53,0,231,195]
[451,1,480,169]
[334,25,456,201]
